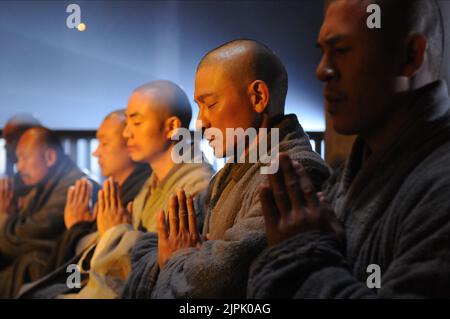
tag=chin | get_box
[130,153,144,162]
[23,179,36,187]
[332,117,358,136]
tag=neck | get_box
[148,144,176,182]
[240,113,273,162]
[363,93,415,156]
[113,165,136,186]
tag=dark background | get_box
[0,0,327,131]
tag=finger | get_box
[98,190,104,214]
[84,180,93,204]
[4,177,9,193]
[177,190,188,232]
[127,201,133,216]
[186,195,198,235]
[157,209,169,242]
[0,179,4,198]
[103,180,110,211]
[116,183,123,208]
[3,176,9,197]
[317,192,332,210]
[74,179,82,198]
[259,182,280,232]
[79,178,87,204]
[280,155,308,211]
[67,186,75,204]
[109,178,117,209]
[168,194,179,235]
[267,153,291,218]
[4,177,8,193]
[297,163,319,210]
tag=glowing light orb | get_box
[77,23,87,32]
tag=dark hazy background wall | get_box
[0,0,326,131]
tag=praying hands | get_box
[0,177,14,215]
[64,178,96,229]
[259,153,345,247]
[157,190,203,269]
[97,177,132,236]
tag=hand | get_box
[157,190,202,269]
[0,177,14,215]
[64,178,95,229]
[259,153,345,247]
[97,177,132,236]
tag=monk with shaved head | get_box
[26,80,213,299]
[122,39,330,299]
[0,126,95,298]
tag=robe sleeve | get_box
[124,186,267,299]
[0,184,68,258]
[247,177,450,298]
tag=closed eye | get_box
[335,47,351,54]
[207,103,217,109]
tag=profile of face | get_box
[316,0,398,136]
[15,133,57,186]
[194,64,261,158]
[92,115,133,178]
[123,91,173,163]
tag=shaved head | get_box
[124,80,192,163]
[3,113,41,163]
[132,80,192,128]
[19,127,63,156]
[16,127,64,185]
[198,39,288,114]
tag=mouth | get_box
[324,90,346,113]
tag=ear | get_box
[401,34,428,78]
[164,116,182,140]
[248,80,270,114]
[44,148,58,167]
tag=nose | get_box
[197,107,210,130]
[316,54,338,83]
[16,158,23,172]
[92,145,100,158]
[123,122,132,140]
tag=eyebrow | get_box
[316,35,348,48]
[126,112,143,119]
[194,93,215,103]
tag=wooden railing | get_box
[0,129,324,180]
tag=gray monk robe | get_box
[0,154,90,298]
[19,160,213,299]
[248,80,450,299]
[122,114,331,299]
